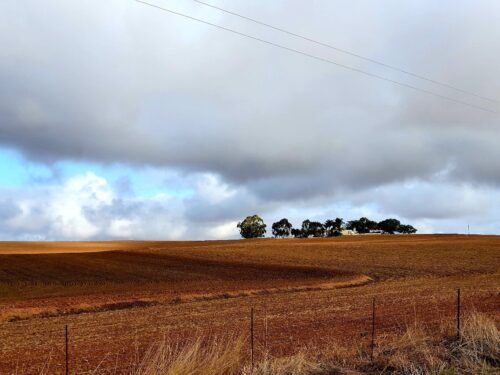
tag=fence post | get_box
[250,307,254,371]
[65,325,69,375]
[371,297,376,362]
[264,306,268,353]
[457,288,461,339]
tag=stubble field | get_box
[0,235,499,374]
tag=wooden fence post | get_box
[371,297,376,362]
[457,288,461,339]
[65,325,69,375]
[250,307,254,371]
[264,306,268,353]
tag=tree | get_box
[309,221,325,237]
[301,219,324,237]
[324,218,344,237]
[346,217,378,233]
[378,218,401,234]
[334,217,344,231]
[237,215,266,239]
[272,218,292,238]
[398,224,417,234]
[291,221,326,238]
[291,228,304,238]
[301,220,312,237]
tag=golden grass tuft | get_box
[453,313,500,373]
[132,335,326,375]
[133,335,245,375]
[243,352,323,375]
[131,313,498,375]
[381,313,499,374]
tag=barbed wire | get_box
[1,288,498,373]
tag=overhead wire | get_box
[134,0,497,114]
[193,0,499,105]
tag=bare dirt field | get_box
[0,235,499,374]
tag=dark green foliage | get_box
[398,224,417,234]
[346,217,378,233]
[324,218,344,237]
[291,228,304,238]
[272,218,293,238]
[310,221,325,237]
[378,219,417,234]
[301,220,312,237]
[239,213,416,239]
[300,220,324,237]
[237,215,267,239]
[378,218,401,234]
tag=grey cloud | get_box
[1,0,500,237]
[351,181,495,220]
[0,200,21,221]
[2,0,499,190]
[184,191,262,223]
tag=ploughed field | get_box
[0,235,499,374]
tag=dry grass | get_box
[452,313,500,373]
[132,335,324,375]
[245,353,323,375]
[133,335,245,375]
[129,313,498,375]
[379,313,500,374]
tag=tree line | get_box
[237,215,417,239]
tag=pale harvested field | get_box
[0,235,499,374]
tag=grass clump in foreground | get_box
[380,313,499,374]
[132,313,499,375]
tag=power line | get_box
[134,0,497,114]
[194,0,499,106]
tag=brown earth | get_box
[0,235,499,374]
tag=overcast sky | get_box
[1,0,499,240]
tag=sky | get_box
[1,0,499,240]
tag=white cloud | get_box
[207,220,239,238]
[1,170,500,239]
[193,173,236,204]
[47,172,113,238]
[0,172,241,240]
[108,218,136,238]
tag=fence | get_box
[0,287,498,374]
